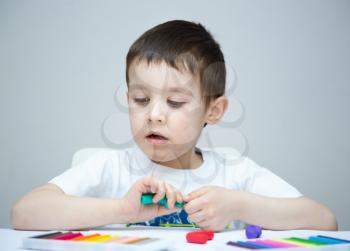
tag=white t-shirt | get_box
[49,146,302,228]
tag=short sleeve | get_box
[49,150,120,198]
[234,157,302,198]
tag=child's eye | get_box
[167,100,186,108]
[133,97,150,105]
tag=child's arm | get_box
[11,176,183,230]
[11,183,126,230]
[183,186,337,231]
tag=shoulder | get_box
[199,147,301,197]
[49,147,137,197]
[200,147,256,171]
[199,147,264,184]
[71,147,133,166]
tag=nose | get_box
[148,101,166,124]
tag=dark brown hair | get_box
[126,20,226,110]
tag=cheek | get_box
[129,110,145,135]
[168,110,204,139]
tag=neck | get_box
[153,147,203,170]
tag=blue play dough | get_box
[245,225,262,239]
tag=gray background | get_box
[1,0,349,230]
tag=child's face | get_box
[127,60,207,165]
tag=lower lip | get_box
[145,136,169,145]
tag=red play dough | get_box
[196,231,214,240]
[186,230,215,244]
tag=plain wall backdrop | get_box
[1,0,349,229]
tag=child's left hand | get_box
[183,186,239,231]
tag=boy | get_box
[11,20,337,231]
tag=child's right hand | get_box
[121,176,183,223]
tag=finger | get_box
[165,183,176,209]
[175,191,183,204]
[153,180,166,203]
[187,209,206,223]
[194,219,210,230]
[184,196,206,214]
[141,176,155,186]
[201,225,213,231]
[139,176,156,193]
[197,218,216,231]
[196,217,220,231]
[132,178,152,198]
[184,187,208,202]
[149,177,159,194]
[150,181,157,194]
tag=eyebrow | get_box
[167,87,193,96]
[128,84,147,91]
[128,84,193,96]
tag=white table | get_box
[1,226,350,251]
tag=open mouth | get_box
[146,134,168,140]
[145,132,168,144]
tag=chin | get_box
[140,144,176,163]
[150,155,175,164]
[148,150,175,163]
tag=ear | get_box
[204,96,229,125]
